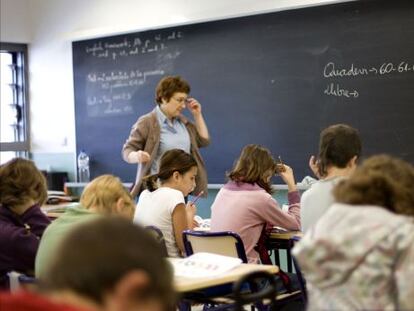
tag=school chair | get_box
[182,230,248,263]
[145,225,168,257]
[181,230,304,310]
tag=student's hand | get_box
[186,202,197,229]
[186,98,202,116]
[128,150,151,163]
[308,155,320,179]
[186,202,197,216]
[278,164,297,191]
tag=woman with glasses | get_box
[122,75,210,198]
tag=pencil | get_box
[190,191,204,204]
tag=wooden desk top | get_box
[269,231,303,240]
[41,202,77,218]
[171,259,278,293]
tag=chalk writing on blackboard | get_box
[84,31,183,61]
[86,69,165,117]
[323,61,414,98]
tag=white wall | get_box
[1,0,350,156]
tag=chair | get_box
[182,230,248,263]
[181,230,304,310]
[145,225,168,257]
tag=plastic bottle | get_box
[77,150,90,183]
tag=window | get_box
[0,43,29,164]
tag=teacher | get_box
[122,76,210,198]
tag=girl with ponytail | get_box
[133,149,198,257]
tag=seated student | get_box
[0,217,175,311]
[300,124,361,232]
[134,149,197,257]
[293,155,414,310]
[35,174,135,278]
[0,158,51,289]
[210,144,301,264]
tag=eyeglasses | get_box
[172,96,189,104]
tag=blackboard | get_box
[73,0,414,184]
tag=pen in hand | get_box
[190,191,204,205]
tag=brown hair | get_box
[80,175,135,216]
[41,217,175,309]
[143,149,197,192]
[155,76,190,104]
[0,158,47,208]
[317,124,362,178]
[228,144,277,194]
[334,154,414,216]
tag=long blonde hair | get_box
[80,175,135,216]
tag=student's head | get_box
[155,76,191,119]
[0,158,47,210]
[317,124,362,178]
[80,175,135,219]
[40,217,175,311]
[144,149,197,196]
[228,144,277,194]
[334,155,414,216]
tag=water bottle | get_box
[77,150,90,183]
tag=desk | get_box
[266,231,302,273]
[171,258,278,293]
[41,202,77,218]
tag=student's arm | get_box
[172,203,196,256]
[2,205,50,272]
[261,193,301,231]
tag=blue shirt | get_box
[150,106,191,174]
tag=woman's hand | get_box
[127,150,151,163]
[278,164,297,192]
[186,98,202,116]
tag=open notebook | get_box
[170,253,242,278]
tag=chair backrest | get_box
[182,230,248,263]
[145,225,168,257]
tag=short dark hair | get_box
[155,76,190,104]
[0,158,47,208]
[318,124,362,177]
[40,217,175,309]
[143,149,197,192]
[334,154,414,216]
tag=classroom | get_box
[1,0,414,310]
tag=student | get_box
[0,217,175,311]
[210,144,301,263]
[300,124,361,232]
[0,158,51,289]
[133,149,197,257]
[35,175,135,278]
[293,155,414,310]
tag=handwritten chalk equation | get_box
[324,83,359,98]
[85,31,183,60]
[85,69,165,117]
[323,61,414,78]
[323,61,414,98]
